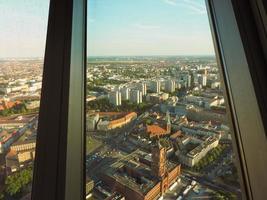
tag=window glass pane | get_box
[86,0,242,199]
[0,1,49,199]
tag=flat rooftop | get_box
[103,150,178,195]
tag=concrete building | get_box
[146,93,169,103]
[180,125,222,138]
[102,147,181,200]
[138,83,147,96]
[109,91,121,106]
[160,102,188,116]
[151,81,161,93]
[121,87,130,100]
[6,140,36,173]
[25,100,40,110]
[86,113,99,131]
[179,73,191,88]
[199,75,207,87]
[130,90,142,104]
[97,112,137,131]
[211,81,221,89]
[185,95,224,109]
[10,140,36,152]
[175,136,219,167]
[165,80,175,93]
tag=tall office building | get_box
[121,87,130,100]
[138,83,147,96]
[130,90,142,104]
[199,75,207,87]
[109,91,121,106]
[151,81,161,93]
[165,80,175,93]
[179,73,191,88]
[186,74,192,88]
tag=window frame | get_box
[32,0,86,200]
[207,0,267,199]
[31,0,267,199]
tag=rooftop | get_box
[103,150,178,195]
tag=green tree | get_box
[5,168,33,197]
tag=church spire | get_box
[166,111,171,134]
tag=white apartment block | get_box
[109,91,121,106]
[130,90,142,104]
[151,80,160,93]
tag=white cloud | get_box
[180,0,206,14]
[163,0,206,14]
[163,0,177,6]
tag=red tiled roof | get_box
[6,149,17,158]
[170,131,182,140]
[109,112,137,126]
[146,124,168,137]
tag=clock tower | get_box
[151,142,166,178]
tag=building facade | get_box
[151,81,160,93]
[109,91,122,106]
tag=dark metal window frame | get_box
[31,0,267,199]
[32,0,86,200]
[207,0,267,199]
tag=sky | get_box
[0,0,215,58]
[87,0,215,56]
[0,0,50,58]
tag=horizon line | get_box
[87,54,216,57]
[0,54,216,60]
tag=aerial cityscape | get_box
[0,56,242,200]
[86,56,241,200]
[0,59,41,199]
[0,0,243,199]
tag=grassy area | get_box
[86,136,102,155]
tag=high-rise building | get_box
[178,73,191,88]
[186,74,192,88]
[151,81,160,93]
[109,91,121,106]
[121,87,130,100]
[139,91,142,103]
[130,90,142,104]
[165,80,175,93]
[199,75,207,87]
[138,83,147,96]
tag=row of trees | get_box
[0,167,33,199]
[87,98,153,113]
[87,98,114,111]
[88,78,127,87]
[87,84,107,94]
[0,103,28,117]
[210,191,237,200]
[0,102,39,117]
[193,145,226,172]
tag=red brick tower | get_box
[151,142,166,178]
